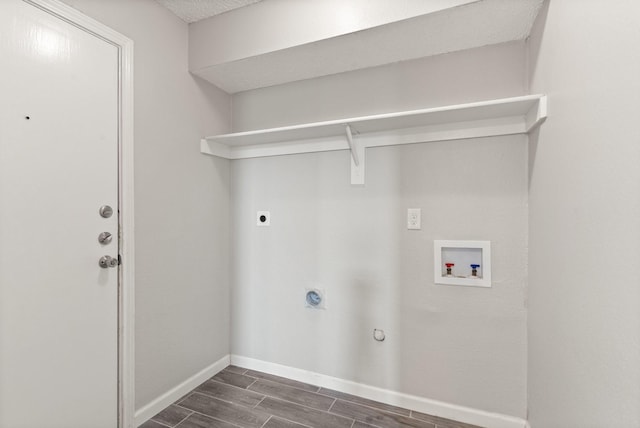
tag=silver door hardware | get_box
[98,232,112,245]
[98,255,118,268]
[99,205,113,218]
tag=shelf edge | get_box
[203,94,546,142]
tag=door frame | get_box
[23,0,136,426]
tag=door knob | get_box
[99,255,118,268]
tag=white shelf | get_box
[201,94,547,184]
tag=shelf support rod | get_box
[345,125,359,166]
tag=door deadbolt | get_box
[98,232,113,245]
[99,205,113,218]
[99,255,118,268]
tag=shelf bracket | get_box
[346,125,365,185]
[345,125,358,166]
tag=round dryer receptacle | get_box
[305,289,325,309]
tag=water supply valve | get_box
[445,263,454,277]
[470,264,480,277]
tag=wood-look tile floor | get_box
[140,365,484,428]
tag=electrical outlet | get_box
[407,208,421,230]
[257,211,270,226]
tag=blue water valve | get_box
[470,264,480,277]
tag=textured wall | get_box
[527,1,640,426]
[60,0,232,410]
[231,43,529,417]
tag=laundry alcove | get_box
[201,94,547,185]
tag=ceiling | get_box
[155,0,262,23]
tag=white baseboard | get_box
[135,355,230,427]
[231,355,527,428]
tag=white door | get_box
[0,1,119,426]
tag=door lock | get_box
[98,255,118,268]
[98,232,112,245]
[99,205,113,218]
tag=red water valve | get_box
[445,263,454,276]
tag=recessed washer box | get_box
[434,240,491,288]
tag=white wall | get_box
[60,0,232,410]
[527,1,640,426]
[231,42,529,418]
[232,41,527,131]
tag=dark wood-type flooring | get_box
[140,365,484,428]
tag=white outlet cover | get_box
[257,211,270,226]
[407,208,421,230]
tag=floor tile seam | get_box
[408,414,438,423]
[225,366,250,376]
[351,419,387,428]
[324,408,367,427]
[413,418,444,426]
[352,418,437,428]
[243,370,322,394]
[268,415,316,428]
[197,380,267,405]
[327,406,423,428]
[247,389,286,408]
[410,409,448,424]
[247,381,336,412]
[411,412,470,427]
[148,418,173,428]
[253,395,267,409]
[172,411,194,428]
[172,404,248,428]
[210,377,262,393]
[246,378,259,389]
[185,390,268,412]
[435,425,478,428]
[216,371,259,388]
[417,418,455,426]
[259,415,272,428]
[259,396,354,424]
[175,393,192,406]
[170,408,195,428]
[327,398,338,413]
[251,394,335,412]
[256,391,338,413]
[315,389,412,417]
[250,377,321,395]
[329,397,412,419]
